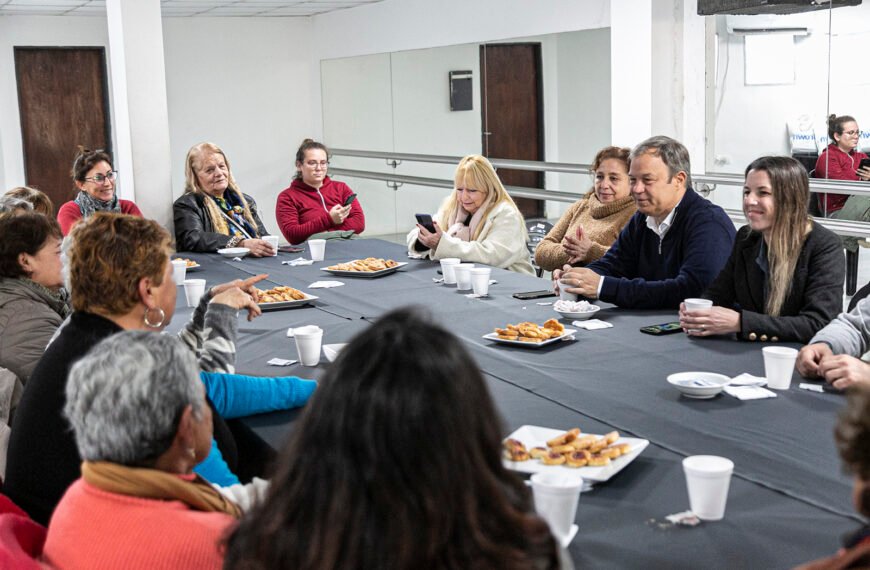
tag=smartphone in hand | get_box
[343,193,358,207]
[415,213,436,233]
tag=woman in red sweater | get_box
[275,139,365,245]
[57,147,142,236]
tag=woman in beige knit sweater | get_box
[534,146,636,271]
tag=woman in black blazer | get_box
[679,156,844,343]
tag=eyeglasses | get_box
[305,161,329,169]
[844,130,860,136]
[84,171,118,184]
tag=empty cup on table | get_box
[530,471,583,544]
[171,259,187,286]
[470,267,492,296]
[308,239,326,262]
[559,280,579,302]
[294,325,324,366]
[440,258,461,284]
[682,455,734,521]
[453,263,475,291]
[263,235,280,256]
[763,346,799,390]
[183,279,207,308]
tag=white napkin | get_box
[730,373,767,387]
[407,252,426,259]
[232,257,243,262]
[464,293,489,299]
[536,302,553,306]
[572,319,612,330]
[309,280,344,288]
[723,385,777,400]
[282,257,314,267]
[433,277,444,283]
[267,357,297,366]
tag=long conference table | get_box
[170,238,859,569]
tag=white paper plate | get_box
[321,261,408,278]
[483,329,576,348]
[503,425,649,482]
[257,292,318,311]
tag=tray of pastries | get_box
[502,425,649,482]
[321,258,407,278]
[173,257,201,270]
[483,319,575,348]
[255,285,318,311]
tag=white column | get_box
[106,0,173,228]
[610,0,652,147]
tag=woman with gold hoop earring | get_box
[4,213,271,525]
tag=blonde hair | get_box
[440,155,524,241]
[744,156,812,316]
[183,142,258,237]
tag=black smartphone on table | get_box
[278,245,305,253]
[639,322,683,335]
[343,193,358,207]
[512,290,557,300]
[415,213,436,233]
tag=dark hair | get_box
[71,146,113,185]
[68,213,171,315]
[0,213,62,279]
[631,135,693,188]
[591,146,631,173]
[4,186,53,215]
[294,139,329,179]
[223,307,559,570]
[827,114,857,142]
[837,387,870,479]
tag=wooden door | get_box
[480,43,544,218]
[14,47,112,215]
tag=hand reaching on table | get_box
[240,238,275,257]
[678,304,740,337]
[796,343,833,378]
[817,354,870,390]
[211,287,262,322]
[557,267,601,300]
[793,540,870,570]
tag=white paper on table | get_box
[232,257,243,262]
[723,385,777,400]
[282,257,313,266]
[536,302,553,306]
[433,277,444,283]
[308,280,345,289]
[267,358,297,366]
[464,293,490,299]
[407,252,425,259]
[572,319,612,330]
[730,373,767,387]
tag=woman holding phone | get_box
[275,139,366,245]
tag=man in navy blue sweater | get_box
[555,136,736,310]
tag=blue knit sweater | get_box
[585,188,736,309]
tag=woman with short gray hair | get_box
[42,331,238,569]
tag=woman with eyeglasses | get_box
[174,142,274,256]
[407,154,534,274]
[275,139,365,245]
[815,115,870,251]
[57,147,142,236]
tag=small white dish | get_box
[217,247,250,259]
[322,343,347,362]
[667,372,732,399]
[554,305,600,320]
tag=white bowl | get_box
[554,304,600,320]
[322,343,347,362]
[217,247,250,259]
[667,372,731,399]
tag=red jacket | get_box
[57,199,143,236]
[275,177,365,244]
[815,143,868,213]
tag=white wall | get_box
[162,17,314,235]
[0,16,111,194]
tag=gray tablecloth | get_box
[173,239,860,569]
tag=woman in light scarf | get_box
[407,155,533,275]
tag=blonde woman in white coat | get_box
[407,155,533,275]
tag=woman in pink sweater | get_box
[275,139,365,245]
[42,332,240,570]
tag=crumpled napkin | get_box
[407,252,426,259]
[267,357,297,366]
[308,280,344,289]
[729,373,767,387]
[572,319,612,330]
[282,257,314,266]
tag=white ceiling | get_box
[0,0,384,17]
